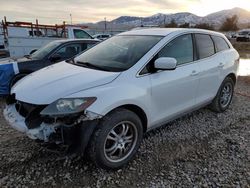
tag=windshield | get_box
[73,35,162,72]
[239,31,250,35]
[31,41,62,59]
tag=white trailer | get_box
[0,18,93,59]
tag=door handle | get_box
[190,70,199,76]
[218,62,224,68]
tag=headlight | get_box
[40,97,96,116]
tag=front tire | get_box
[88,109,143,170]
[210,77,234,113]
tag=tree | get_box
[193,23,214,30]
[220,15,238,31]
[164,19,178,28]
[179,23,190,28]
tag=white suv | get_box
[4,28,239,169]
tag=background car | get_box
[236,30,250,42]
[93,34,111,40]
[0,39,100,96]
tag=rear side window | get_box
[195,34,215,59]
[56,43,82,59]
[158,34,193,65]
[211,36,230,52]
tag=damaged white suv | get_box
[4,28,239,169]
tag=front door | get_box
[149,34,200,126]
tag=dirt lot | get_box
[0,76,250,187]
[231,41,250,58]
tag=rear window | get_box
[211,36,230,52]
[195,34,215,59]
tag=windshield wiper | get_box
[76,61,109,71]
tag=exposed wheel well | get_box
[226,73,236,85]
[110,104,148,133]
[9,73,28,90]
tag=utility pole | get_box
[70,14,72,25]
[104,17,107,32]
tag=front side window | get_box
[74,29,92,39]
[195,34,215,59]
[158,34,194,65]
[211,36,230,52]
[73,35,162,72]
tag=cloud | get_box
[0,0,192,23]
[0,0,249,24]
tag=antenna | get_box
[104,17,107,32]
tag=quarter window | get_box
[211,36,230,52]
[158,34,194,65]
[195,34,215,59]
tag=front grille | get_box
[15,101,39,117]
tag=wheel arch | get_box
[105,104,148,133]
[226,73,236,85]
[9,72,29,90]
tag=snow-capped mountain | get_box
[94,7,250,27]
[109,12,203,26]
[205,7,250,25]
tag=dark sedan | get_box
[0,39,100,96]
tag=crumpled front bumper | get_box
[3,103,102,150]
[3,104,58,141]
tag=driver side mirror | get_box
[49,53,62,62]
[29,49,37,55]
[154,57,177,70]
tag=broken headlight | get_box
[40,97,96,116]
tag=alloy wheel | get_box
[104,121,138,163]
[220,82,233,108]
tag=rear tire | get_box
[210,77,234,113]
[88,109,143,170]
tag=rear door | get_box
[194,34,220,105]
[149,34,200,125]
[211,35,234,86]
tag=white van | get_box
[1,19,93,58]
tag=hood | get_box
[16,57,30,63]
[12,61,121,104]
[0,56,37,64]
[0,58,15,65]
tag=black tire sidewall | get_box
[90,109,143,170]
[216,77,234,112]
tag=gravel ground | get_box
[0,76,250,187]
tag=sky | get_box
[0,0,250,24]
